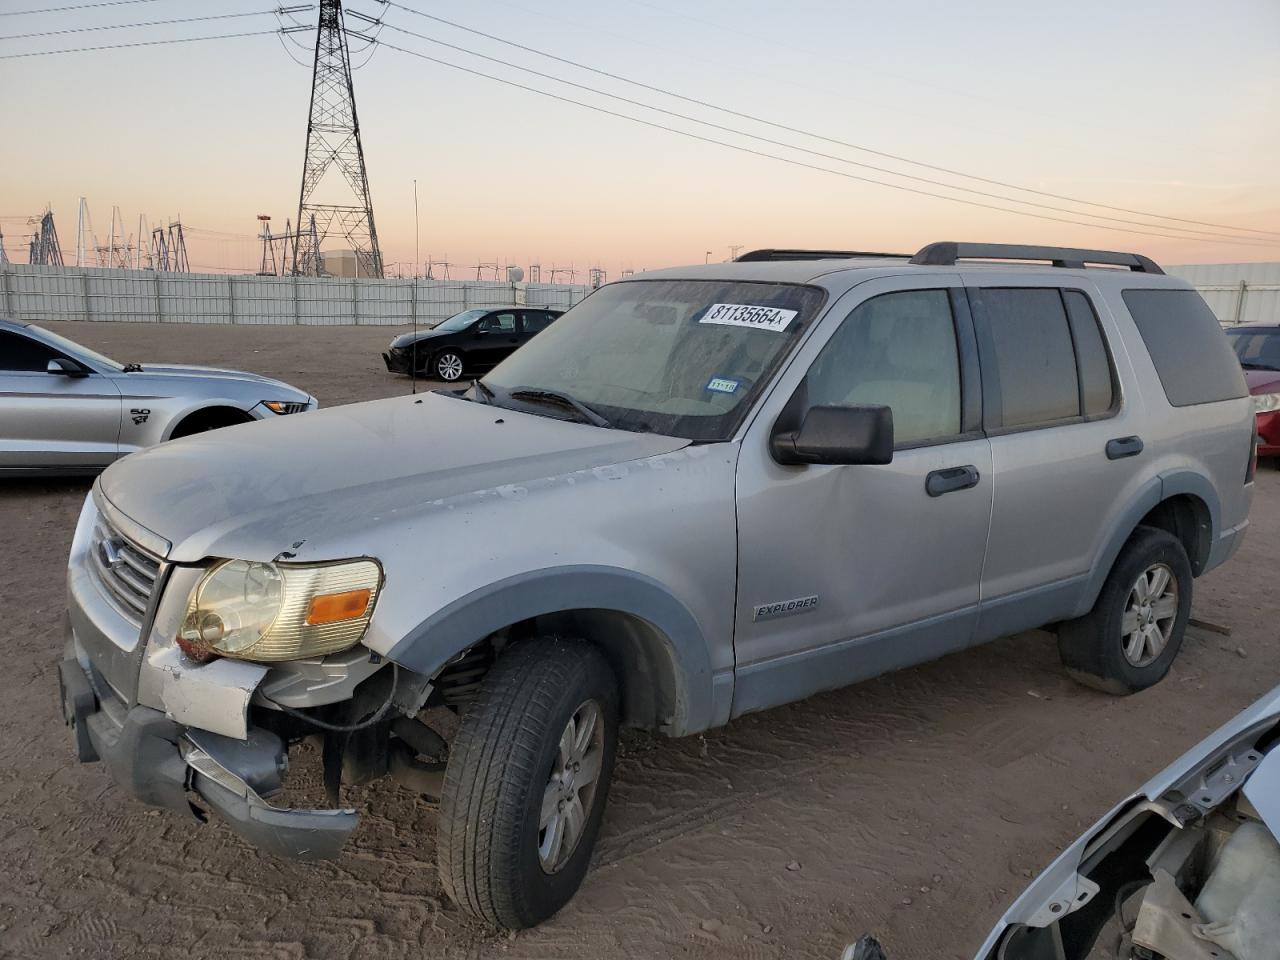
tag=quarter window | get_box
[1123,289,1247,407]
[0,330,61,372]
[805,289,962,446]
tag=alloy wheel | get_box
[437,353,464,381]
[538,699,604,873]
[1120,562,1178,667]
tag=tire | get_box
[435,351,465,382]
[1058,526,1193,695]
[438,638,619,928]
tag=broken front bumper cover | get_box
[58,655,358,861]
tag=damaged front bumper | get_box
[58,652,358,861]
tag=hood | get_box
[123,363,306,393]
[970,683,1280,959]
[97,392,688,562]
[1244,368,1280,394]
[390,329,448,348]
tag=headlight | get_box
[177,558,382,662]
[1254,393,1280,414]
[262,400,306,415]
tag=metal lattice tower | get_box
[28,210,64,266]
[293,0,382,278]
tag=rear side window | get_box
[979,289,1080,428]
[1063,291,1115,417]
[1122,289,1247,407]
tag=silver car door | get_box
[0,328,123,469]
[732,275,993,717]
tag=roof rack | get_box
[734,248,911,262]
[909,242,1164,274]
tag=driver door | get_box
[731,275,993,716]
[0,329,122,470]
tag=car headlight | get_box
[177,558,382,662]
[262,400,307,415]
[1254,393,1280,414]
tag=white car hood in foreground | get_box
[973,683,1280,958]
[96,391,688,562]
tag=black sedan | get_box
[383,307,563,381]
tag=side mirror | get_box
[47,358,88,377]
[770,404,894,466]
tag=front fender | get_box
[384,564,718,736]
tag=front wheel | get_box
[434,351,465,382]
[1058,526,1193,694]
[437,639,619,928]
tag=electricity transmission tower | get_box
[293,0,382,278]
[28,210,63,266]
[151,222,190,272]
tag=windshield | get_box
[481,279,826,440]
[1226,328,1280,371]
[31,325,123,371]
[433,309,489,333]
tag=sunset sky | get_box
[2,0,1278,276]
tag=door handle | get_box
[1105,436,1144,460]
[925,465,980,497]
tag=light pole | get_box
[705,250,712,264]
[413,179,420,279]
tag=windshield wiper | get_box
[508,387,611,428]
[1240,361,1280,371]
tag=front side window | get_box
[0,330,61,372]
[480,312,517,333]
[483,279,826,440]
[980,288,1080,428]
[804,290,962,445]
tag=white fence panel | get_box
[0,264,589,326]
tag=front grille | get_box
[88,514,161,626]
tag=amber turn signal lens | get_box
[305,588,372,625]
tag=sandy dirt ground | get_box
[2,320,1277,960]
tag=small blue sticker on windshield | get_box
[706,376,740,394]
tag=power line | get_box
[373,37,1276,248]
[1,0,164,15]
[0,9,294,42]
[0,29,277,59]
[384,2,1280,242]
[374,20,1275,247]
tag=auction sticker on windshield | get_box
[700,303,798,332]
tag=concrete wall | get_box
[0,263,590,326]
[1167,262,1280,326]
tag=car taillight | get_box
[1247,417,1259,483]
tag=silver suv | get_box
[58,242,1255,928]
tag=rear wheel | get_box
[1058,526,1192,694]
[437,638,618,928]
[434,351,465,382]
